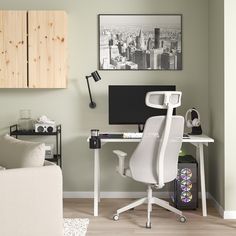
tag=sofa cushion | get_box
[0,134,45,169]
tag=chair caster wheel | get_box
[179,216,187,223]
[113,214,119,221]
[146,222,151,229]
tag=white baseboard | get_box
[63,191,170,199]
[208,193,224,218]
[208,193,236,219]
[63,191,209,199]
[64,191,236,219]
[223,211,236,219]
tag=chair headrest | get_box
[145,91,182,109]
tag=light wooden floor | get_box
[63,198,236,236]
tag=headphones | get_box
[185,108,201,128]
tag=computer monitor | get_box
[109,85,176,127]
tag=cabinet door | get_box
[0,11,27,88]
[28,11,68,88]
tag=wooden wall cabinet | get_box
[28,11,67,88]
[0,11,27,88]
[0,10,67,89]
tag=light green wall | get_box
[209,0,236,213]
[0,0,209,192]
[208,0,225,208]
[224,0,236,211]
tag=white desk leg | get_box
[94,149,100,216]
[98,151,101,203]
[198,144,207,217]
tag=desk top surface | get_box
[88,133,214,143]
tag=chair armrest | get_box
[0,164,63,236]
[113,150,128,177]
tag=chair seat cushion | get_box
[0,134,45,169]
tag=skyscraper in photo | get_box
[146,51,150,69]
[150,48,163,69]
[126,35,132,46]
[161,52,170,69]
[136,29,145,50]
[177,52,182,70]
[161,40,164,48]
[117,42,123,54]
[133,50,146,69]
[100,35,110,69]
[147,37,154,50]
[139,29,145,50]
[154,28,160,49]
[126,46,135,61]
[110,45,119,59]
[135,35,139,48]
[171,41,178,51]
[169,54,177,69]
[109,39,114,46]
[125,61,138,70]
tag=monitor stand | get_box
[138,124,144,133]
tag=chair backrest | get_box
[129,91,184,187]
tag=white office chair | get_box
[112,91,186,228]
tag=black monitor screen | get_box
[109,85,176,125]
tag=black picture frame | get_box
[98,14,183,71]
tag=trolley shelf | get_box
[10,124,62,167]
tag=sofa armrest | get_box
[0,163,63,236]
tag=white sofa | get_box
[0,161,63,236]
[0,134,64,236]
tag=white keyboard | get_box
[123,132,143,139]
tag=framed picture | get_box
[99,14,182,70]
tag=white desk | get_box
[89,134,214,217]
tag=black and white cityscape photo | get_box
[99,14,182,70]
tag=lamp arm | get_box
[86,76,96,108]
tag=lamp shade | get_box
[91,71,101,82]
[85,71,102,109]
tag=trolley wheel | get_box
[113,214,119,221]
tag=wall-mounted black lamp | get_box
[85,71,101,109]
